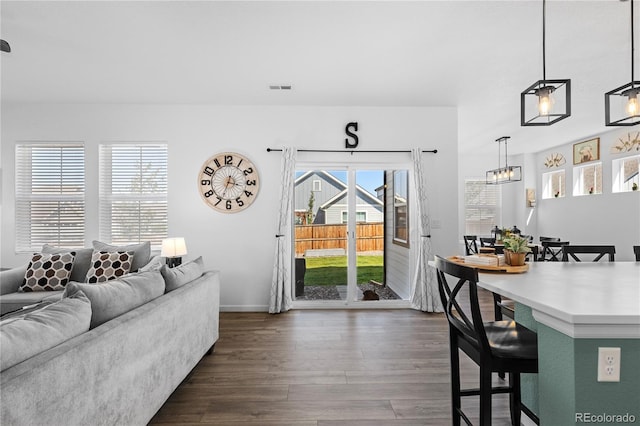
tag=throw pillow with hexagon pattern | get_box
[85,250,134,283]
[20,252,76,292]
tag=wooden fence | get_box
[295,222,383,256]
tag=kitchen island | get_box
[477,261,640,425]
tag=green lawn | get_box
[302,255,383,286]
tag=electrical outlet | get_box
[597,347,621,382]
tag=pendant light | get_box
[605,0,639,126]
[521,0,571,126]
[486,137,522,184]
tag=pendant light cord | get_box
[631,0,635,86]
[542,0,547,81]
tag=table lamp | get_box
[161,237,187,268]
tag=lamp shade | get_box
[605,82,640,126]
[161,237,187,258]
[521,79,571,126]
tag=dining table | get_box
[475,261,640,425]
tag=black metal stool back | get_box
[434,255,539,426]
[436,256,488,353]
[634,246,640,262]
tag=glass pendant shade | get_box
[606,83,640,126]
[521,79,571,126]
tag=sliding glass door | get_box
[292,166,407,306]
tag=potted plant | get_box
[502,235,531,266]
[633,183,638,191]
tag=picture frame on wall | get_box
[573,137,600,165]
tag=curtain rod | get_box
[266,148,438,154]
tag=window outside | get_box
[612,155,639,193]
[99,144,168,247]
[573,162,602,196]
[464,179,500,235]
[15,143,85,251]
[542,170,566,199]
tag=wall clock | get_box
[198,152,260,213]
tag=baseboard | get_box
[220,301,413,312]
[220,305,269,312]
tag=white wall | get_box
[459,126,640,261]
[534,128,640,261]
[1,104,459,310]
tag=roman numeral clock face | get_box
[198,152,260,213]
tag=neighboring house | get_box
[294,170,383,225]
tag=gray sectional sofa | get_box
[0,250,220,426]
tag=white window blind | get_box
[464,179,501,235]
[15,143,85,252]
[99,144,168,247]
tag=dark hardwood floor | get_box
[149,289,513,425]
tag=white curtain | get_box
[269,147,296,314]
[410,148,443,312]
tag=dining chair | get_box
[463,235,478,255]
[561,245,616,262]
[539,236,560,243]
[634,246,640,262]
[540,240,570,261]
[434,255,539,426]
[526,245,540,262]
[479,237,495,247]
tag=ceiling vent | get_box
[269,85,292,90]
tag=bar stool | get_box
[633,246,640,262]
[434,255,539,426]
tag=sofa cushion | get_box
[92,240,151,272]
[138,255,163,273]
[41,244,94,283]
[0,264,29,296]
[0,291,91,371]
[161,256,204,292]
[19,252,76,292]
[0,291,64,316]
[64,270,165,329]
[85,251,134,283]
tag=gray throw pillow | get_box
[42,244,94,283]
[160,256,204,292]
[0,291,91,371]
[63,270,164,329]
[92,240,151,272]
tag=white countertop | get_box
[474,261,640,338]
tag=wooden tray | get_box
[447,256,529,274]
